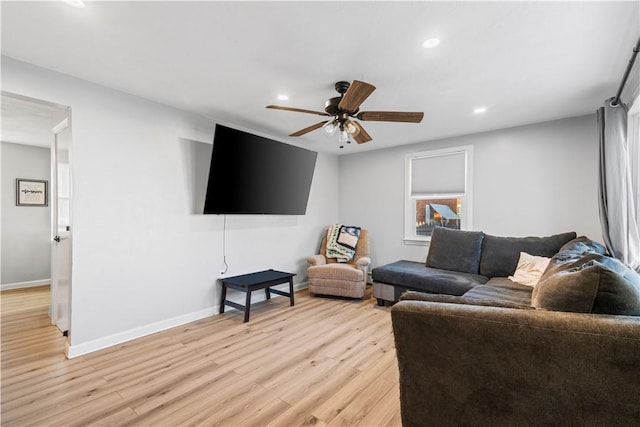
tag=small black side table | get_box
[219,269,296,322]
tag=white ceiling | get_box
[1,94,69,148]
[1,1,638,154]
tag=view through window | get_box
[415,197,462,236]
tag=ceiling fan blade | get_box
[266,105,330,116]
[289,121,328,137]
[338,80,376,113]
[351,122,372,144]
[357,111,424,123]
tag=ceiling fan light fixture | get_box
[345,120,359,135]
[62,0,85,8]
[423,38,440,48]
[323,120,337,135]
[338,129,349,144]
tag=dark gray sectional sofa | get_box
[372,227,577,306]
[379,227,640,426]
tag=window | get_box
[404,145,473,243]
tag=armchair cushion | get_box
[308,263,364,282]
[308,264,366,298]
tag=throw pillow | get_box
[426,227,485,274]
[532,255,640,315]
[508,252,551,287]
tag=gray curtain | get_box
[597,98,640,271]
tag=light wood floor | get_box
[1,286,401,426]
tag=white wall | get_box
[338,114,602,266]
[2,54,602,355]
[1,142,52,285]
[2,56,339,355]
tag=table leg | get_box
[244,289,252,322]
[219,283,227,314]
[289,278,295,306]
[265,287,271,300]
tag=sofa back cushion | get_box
[479,232,577,278]
[532,237,640,315]
[426,227,484,274]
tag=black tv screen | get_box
[203,124,317,215]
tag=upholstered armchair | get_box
[307,227,371,298]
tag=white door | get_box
[50,117,72,335]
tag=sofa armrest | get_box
[391,300,640,427]
[307,254,326,266]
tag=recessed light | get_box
[423,38,440,48]
[473,107,487,114]
[62,0,85,8]
[277,94,289,101]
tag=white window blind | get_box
[411,152,465,195]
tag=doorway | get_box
[1,91,72,347]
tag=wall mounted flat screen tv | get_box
[203,124,318,215]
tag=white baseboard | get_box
[67,305,219,358]
[1,279,50,291]
[66,281,309,359]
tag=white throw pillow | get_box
[508,252,551,287]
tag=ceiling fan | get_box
[266,80,424,148]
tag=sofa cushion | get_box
[479,232,577,278]
[426,227,485,274]
[372,260,488,296]
[462,277,534,308]
[399,289,534,310]
[532,248,640,316]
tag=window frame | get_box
[404,145,474,244]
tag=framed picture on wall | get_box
[16,179,48,207]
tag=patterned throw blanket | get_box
[326,224,361,262]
